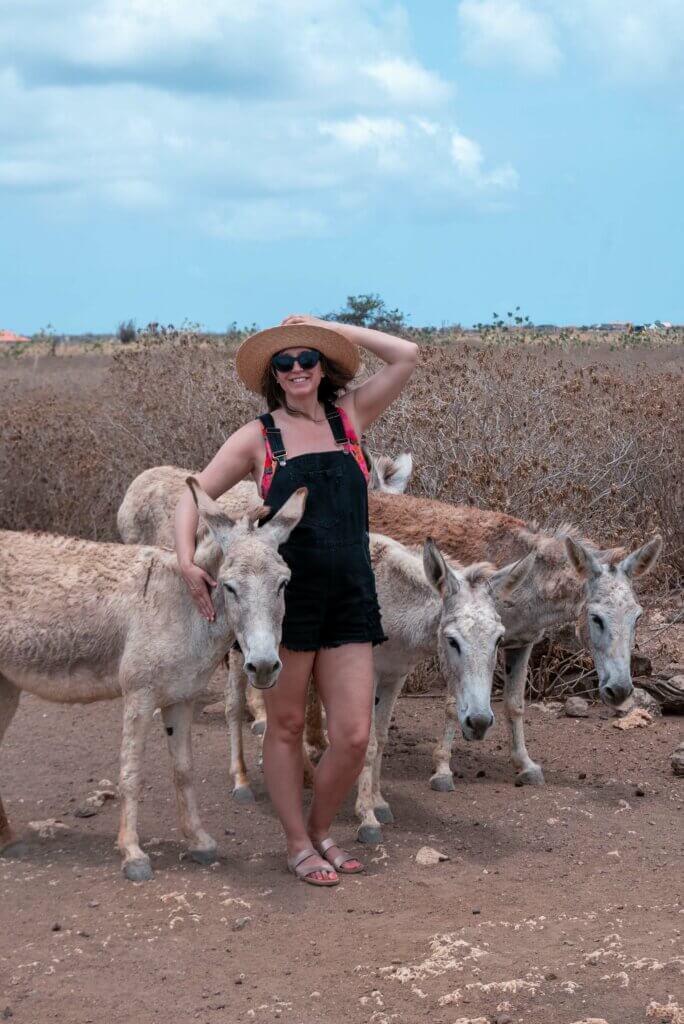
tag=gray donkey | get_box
[368,490,662,789]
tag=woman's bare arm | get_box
[174,419,263,620]
[281,314,418,432]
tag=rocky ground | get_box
[1,684,682,1024]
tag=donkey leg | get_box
[304,680,327,762]
[503,644,544,785]
[355,709,384,845]
[0,676,24,855]
[118,687,156,881]
[371,673,407,824]
[246,678,267,737]
[300,676,323,789]
[225,654,255,802]
[430,695,459,792]
[162,701,217,864]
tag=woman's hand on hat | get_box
[280,313,327,328]
[180,560,217,621]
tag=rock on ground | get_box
[415,846,449,865]
[565,696,589,718]
[613,708,653,730]
[630,687,663,716]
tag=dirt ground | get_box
[1,687,682,1024]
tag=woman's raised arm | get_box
[281,314,418,431]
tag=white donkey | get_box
[226,535,533,844]
[0,481,306,881]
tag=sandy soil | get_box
[1,690,682,1024]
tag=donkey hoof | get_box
[430,773,455,793]
[123,857,153,882]
[232,785,255,803]
[0,840,31,859]
[374,805,394,825]
[189,845,218,866]
[516,766,545,786]
[357,825,384,845]
[250,720,266,736]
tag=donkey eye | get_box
[278,579,288,593]
[591,614,604,630]
[223,583,237,597]
[448,637,461,654]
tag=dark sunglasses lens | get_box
[272,353,295,372]
[297,350,320,369]
[272,349,321,372]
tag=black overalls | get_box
[258,401,386,652]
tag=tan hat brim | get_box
[235,323,360,393]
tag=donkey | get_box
[0,481,306,881]
[117,453,411,733]
[368,490,662,790]
[226,534,533,844]
[117,452,412,549]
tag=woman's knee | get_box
[330,722,371,761]
[265,708,306,744]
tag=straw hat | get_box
[235,322,360,393]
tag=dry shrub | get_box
[2,334,682,582]
[366,344,682,583]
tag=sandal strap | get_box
[290,846,318,870]
[289,847,337,879]
[317,838,356,870]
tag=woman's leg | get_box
[308,643,374,868]
[261,647,336,882]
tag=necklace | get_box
[282,402,327,424]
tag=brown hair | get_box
[260,354,353,414]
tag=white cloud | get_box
[318,117,406,151]
[364,58,452,105]
[450,131,519,189]
[0,2,519,239]
[458,0,684,80]
[563,0,684,80]
[458,0,561,75]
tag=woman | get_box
[175,313,418,886]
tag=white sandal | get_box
[315,837,364,875]
[287,846,339,887]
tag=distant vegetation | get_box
[322,293,408,333]
[117,319,137,345]
[3,296,678,358]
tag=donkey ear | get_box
[619,535,662,578]
[186,477,236,551]
[261,487,307,547]
[565,536,602,580]
[423,538,460,598]
[374,452,413,494]
[489,551,535,598]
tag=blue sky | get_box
[1,0,683,333]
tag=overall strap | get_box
[324,400,370,483]
[258,412,287,466]
[323,399,351,450]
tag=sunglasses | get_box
[271,349,321,373]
